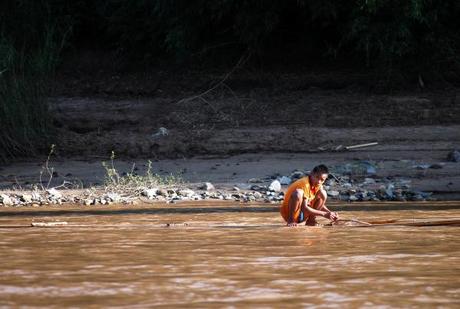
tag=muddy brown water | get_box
[0,204,459,308]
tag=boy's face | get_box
[310,172,328,187]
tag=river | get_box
[0,204,459,307]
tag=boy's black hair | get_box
[312,164,329,175]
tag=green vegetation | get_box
[102,151,182,195]
[0,1,67,162]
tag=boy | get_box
[280,164,338,226]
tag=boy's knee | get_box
[290,189,304,202]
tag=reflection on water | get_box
[0,206,459,307]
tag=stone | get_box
[151,127,169,138]
[363,178,376,185]
[328,190,340,197]
[250,185,264,191]
[268,180,281,192]
[105,192,121,203]
[142,188,158,199]
[46,188,62,199]
[157,189,168,196]
[279,176,292,185]
[31,191,41,201]
[199,182,215,191]
[348,195,358,201]
[429,163,444,169]
[253,192,262,199]
[0,194,13,206]
[21,194,33,203]
[248,178,263,183]
[447,150,460,162]
[178,189,195,197]
[290,171,304,180]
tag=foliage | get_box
[0,1,67,162]
[102,151,182,195]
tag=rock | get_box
[279,176,292,185]
[199,182,215,191]
[21,194,33,204]
[142,188,158,199]
[447,150,460,162]
[157,189,168,196]
[250,185,264,191]
[429,163,444,169]
[151,127,169,138]
[105,192,121,203]
[253,192,262,199]
[414,164,430,170]
[0,194,13,206]
[363,178,376,185]
[47,188,62,199]
[268,180,281,192]
[178,189,195,197]
[290,171,304,180]
[31,191,41,201]
[248,178,263,183]
[232,187,240,192]
[348,195,358,201]
[328,190,340,197]
[83,199,92,206]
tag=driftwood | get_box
[345,142,379,150]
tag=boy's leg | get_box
[287,190,303,224]
[304,191,327,226]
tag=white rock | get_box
[363,178,376,184]
[268,180,281,192]
[349,195,358,201]
[328,190,340,197]
[199,182,215,191]
[178,189,195,197]
[21,194,33,203]
[31,191,41,201]
[47,188,62,199]
[142,188,158,199]
[105,192,122,203]
[279,176,292,185]
[151,127,169,138]
[0,194,13,206]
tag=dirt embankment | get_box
[2,68,460,201]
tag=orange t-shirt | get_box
[280,176,321,222]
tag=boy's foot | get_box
[305,218,318,226]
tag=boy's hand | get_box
[324,211,339,222]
